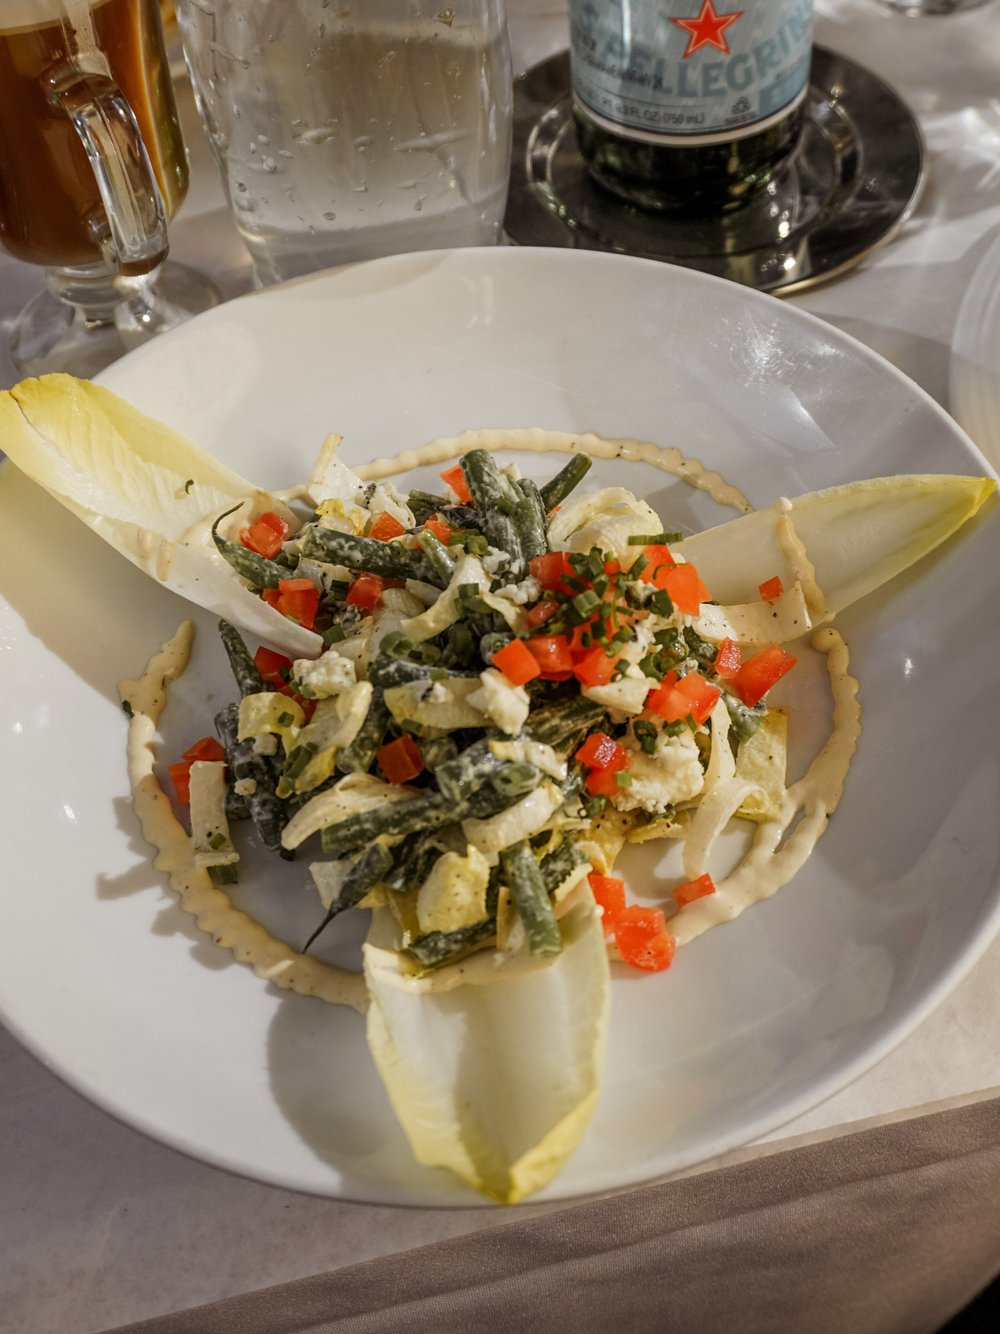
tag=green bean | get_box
[459,451,525,577]
[408,490,450,524]
[319,767,533,853]
[214,704,290,856]
[539,453,592,510]
[417,529,456,583]
[384,831,443,893]
[297,524,444,586]
[491,762,541,799]
[539,838,587,894]
[368,656,478,688]
[527,695,606,745]
[319,790,449,854]
[419,735,460,771]
[218,619,267,697]
[513,478,549,562]
[435,738,503,802]
[405,918,496,969]
[409,915,497,967]
[302,841,393,951]
[501,840,562,958]
[335,687,391,774]
[211,505,286,589]
[224,787,250,822]
[437,504,481,528]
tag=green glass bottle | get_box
[568,1,814,214]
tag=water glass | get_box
[175,0,514,286]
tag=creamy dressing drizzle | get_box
[672,627,860,945]
[121,429,861,1004]
[118,622,367,1014]
[355,427,754,517]
[774,498,827,621]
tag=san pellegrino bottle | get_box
[568,1,814,213]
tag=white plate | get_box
[951,226,1000,470]
[2,248,999,1208]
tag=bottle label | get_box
[568,1,814,146]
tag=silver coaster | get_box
[504,46,925,295]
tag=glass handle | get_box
[47,65,169,275]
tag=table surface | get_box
[4,3,1000,1330]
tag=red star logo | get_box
[671,1,744,59]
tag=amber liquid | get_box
[0,0,188,269]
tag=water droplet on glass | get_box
[261,155,277,172]
[323,211,337,221]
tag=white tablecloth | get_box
[3,3,1000,1330]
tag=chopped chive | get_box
[626,532,683,545]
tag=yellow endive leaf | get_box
[0,375,322,657]
[675,474,995,620]
[363,891,610,1203]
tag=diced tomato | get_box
[659,562,711,616]
[646,669,719,726]
[168,761,192,805]
[637,544,676,587]
[346,572,389,611]
[439,463,473,506]
[573,645,620,688]
[263,577,320,629]
[369,511,406,541]
[730,645,796,707]
[254,646,294,688]
[585,762,631,799]
[603,559,621,577]
[588,873,626,937]
[575,731,629,772]
[714,637,742,680]
[182,736,226,763]
[674,873,716,909]
[525,599,560,629]
[758,575,784,602]
[239,511,289,559]
[491,638,541,686]
[526,634,575,679]
[614,906,676,972]
[529,551,575,594]
[423,516,453,544]
[376,735,425,785]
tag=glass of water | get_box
[175,0,513,286]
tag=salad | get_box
[0,374,993,1202]
[185,443,796,976]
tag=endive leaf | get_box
[675,474,995,619]
[363,891,610,1203]
[0,375,322,657]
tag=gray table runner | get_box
[107,1096,1000,1334]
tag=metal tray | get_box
[504,46,925,295]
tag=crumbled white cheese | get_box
[482,547,509,575]
[583,665,652,717]
[468,668,530,735]
[233,777,258,797]
[292,648,357,699]
[611,730,705,815]
[252,733,278,756]
[494,575,541,606]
